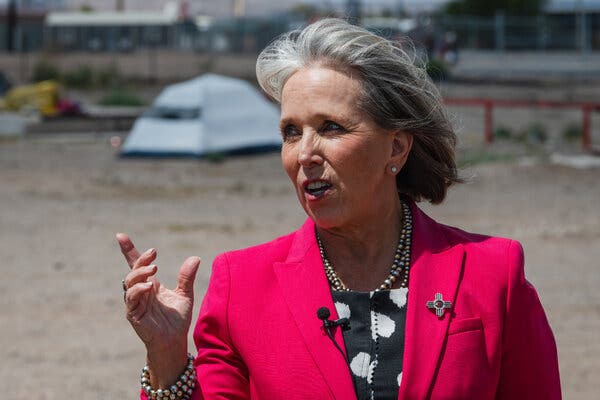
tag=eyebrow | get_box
[280,112,349,127]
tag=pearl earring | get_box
[391,165,398,174]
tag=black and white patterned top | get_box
[332,288,408,400]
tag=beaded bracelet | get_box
[140,353,197,400]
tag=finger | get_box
[133,248,157,270]
[125,281,153,313]
[129,288,150,323]
[116,233,141,269]
[124,265,158,290]
[176,257,201,298]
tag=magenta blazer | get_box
[142,203,561,399]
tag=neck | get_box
[316,197,407,291]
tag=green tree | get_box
[444,0,547,16]
[381,8,393,18]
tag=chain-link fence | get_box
[436,13,600,51]
[2,12,600,54]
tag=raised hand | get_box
[117,233,201,387]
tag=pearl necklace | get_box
[316,201,413,292]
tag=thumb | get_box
[176,256,201,298]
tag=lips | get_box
[303,179,332,199]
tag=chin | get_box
[296,192,346,229]
[305,208,345,230]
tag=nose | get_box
[297,130,323,167]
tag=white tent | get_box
[120,74,281,158]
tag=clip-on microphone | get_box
[317,307,351,364]
[317,307,351,332]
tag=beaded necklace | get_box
[316,201,413,292]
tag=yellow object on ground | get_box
[0,80,60,117]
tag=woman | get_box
[118,19,560,400]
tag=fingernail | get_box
[146,248,156,255]
[144,281,153,288]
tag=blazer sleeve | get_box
[193,253,250,399]
[140,254,250,400]
[495,240,561,399]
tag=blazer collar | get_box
[273,219,357,400]
[398,202,465,399]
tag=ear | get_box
[389,131,413,170]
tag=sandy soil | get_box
[0,125,599,398]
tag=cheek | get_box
[334,143,385,178]
[280,146,298,182]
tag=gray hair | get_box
[256,18,460,204]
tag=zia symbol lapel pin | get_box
[426,292,452,318]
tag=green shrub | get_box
[205,152,226,163]
[197,59,215,74]
[32,60,61,82]
[518,123,548,144]
[99,88,145,106]
[562,123,582,142]
[63,65,94,88]
[494,126,512,140]
[96,64,121,87]
[426,58,450,81]
[458,150,516,167]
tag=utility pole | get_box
[7,0,17,53]
[578,0,589,53]
[116,0,125,12]
[396,0,405,17]
[346,0,361,24]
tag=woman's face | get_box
[280,66,411,229]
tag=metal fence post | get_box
[537,15,547,50]
[582,106,592,152]
[578,1,591,53]
[485,101,494,144]
[495,11,505,51]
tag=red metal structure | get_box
[444,98,600,151]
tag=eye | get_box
[320,121,347,134]
[281,124,301,140]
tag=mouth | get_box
[303,179,333,199]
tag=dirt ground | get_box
[1,100,599,398]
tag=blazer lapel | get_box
[398,204,465,400]
[273,219,357,400]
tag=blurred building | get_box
[44,4,193,51]
[42,1,301,53]
[21,0,66,10]
[63,0,311,17]
[0,1,52,52]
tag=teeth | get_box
[307,181,330,190]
